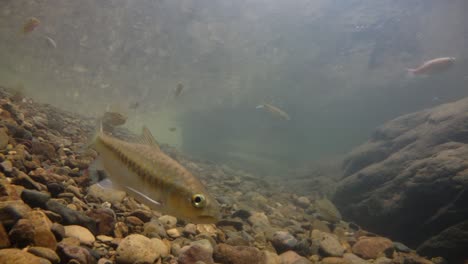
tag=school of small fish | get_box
[14,11,461,225]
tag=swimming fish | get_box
[169,127,177,132]
[88,125,221,223]
[174,83,184,97]
[129,101,140,110]
[256,103,291,120]
[23,17,40,34]
[407,57,456,76]
[44,36,57,48]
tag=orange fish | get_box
[407,57,456,76]
[23,17,40,34]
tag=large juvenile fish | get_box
[256,103,291,120]
[89,125,221,224]
[407,57,456,76]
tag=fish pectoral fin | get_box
[97,178,114,189]
[124,186,162,210]
[138,126,161,151]
[88,157,108,184]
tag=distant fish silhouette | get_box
[407,57,456,76]
[256,103,290,120]
[174,83,184,98]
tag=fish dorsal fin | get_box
[139,126,161,151]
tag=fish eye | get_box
[191,194,206,208]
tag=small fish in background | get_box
[88,124,221,223]
[22,17,40,34]
[129,101,140,110]
[407,57,456,76]
[256,103,291,120]
[169,127,177,132]
[44,36,57,48]
[174,83,184,98]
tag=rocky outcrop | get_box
[334,97,468,263]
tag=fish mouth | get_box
[192,215,220,224]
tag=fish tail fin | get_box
[406,68,416,78]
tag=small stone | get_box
[25,210,57,250]
[317,231,344,257]
[57,243,95,264]
[184,223,197,236]
[343,253,370,264]
[1,160,13,173]
[214,243,264,264]
[113,222,128,238]
[126,216,144,226]
[45,200,97,234]
[0,201,31,226]
[311,219,331,233]
[322,257,346,264]
[261,250,280,264]
[31,141,56,160]
[86,208,115,236]
[394,253,434,264]
[167,228,182,238]
[196,224,217,237]
[115,234,162,264]
[352,237,394,260]
[0,223,11,248]
[296,196,310,208]
[97,258,113,264]
[50,223,66,241]
[393,241,411,253]
[20,189,51,208]
[314,198,342,223]
[374,257,392,264]
[151,238,170,258]
[178,239,214,264]
[64,225,95,245]
[0,248,49,264]
[247,212,270,230]
[143,220,166,238]
[9,218,35,247]
[128,210,152,222]
[270,231,297,254]
[13,172,46,191]
[28,247,61,264]
[159,215,177,229]
[0,128,9,149]
[278,250,312,264]
[96,235,113,243]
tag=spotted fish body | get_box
[91,127,221,224]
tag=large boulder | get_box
[333,97,468,263]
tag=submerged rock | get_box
[334,97,468,261]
